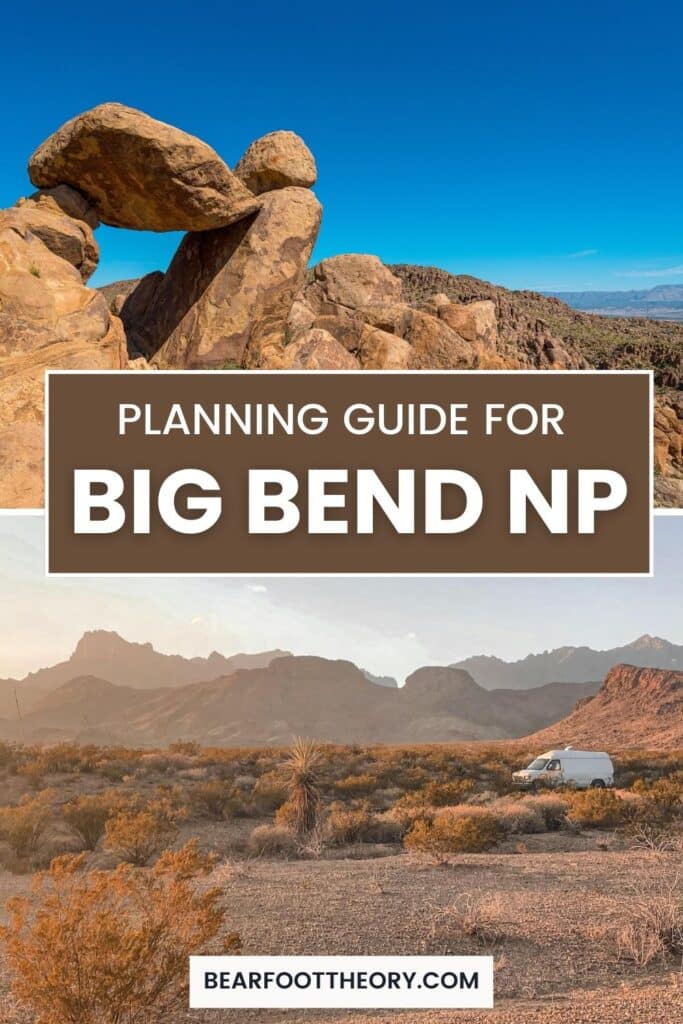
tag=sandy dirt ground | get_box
[3,839,676,1024]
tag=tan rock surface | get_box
[0,322,126,507]
[234,130,317,194]
[26,184,99,229]
[309,254,403,310]
[28,103,259,232]
[3,195,99,281]
[280,328,359,369]
[136,187,321,368]
[439,298,498,347]
[0,222,126,506]
[359,325,412,368]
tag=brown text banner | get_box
[46,370,651,576]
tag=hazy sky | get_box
[1,2,682,292]
[0,515,680,682]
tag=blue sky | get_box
[2,1,682,292]
[0,517,680,681]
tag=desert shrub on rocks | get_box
[404,806,502,854]
[0,840,238,1024]
[104,800,180,865]
[248,824,299,858]
[0,790,54,862]
[566,789,626,829]
[63,793,120,850]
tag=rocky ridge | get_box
[0,102,680,506]
[523,664,683,749]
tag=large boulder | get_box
[0,224,111,354]
[133,187,322,368]
[0,221,126,506]
[3,189,99,282]
[438,299,497,348]
[28,103,259,232]
[359,326,412,369]
[308,254,403,311]
[235,131,317,194]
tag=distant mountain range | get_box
[452,635,683,690]
[548,284,683,321]
[0,656,598,747]
[0,631,679,748]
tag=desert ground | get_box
[0,741,680,1023]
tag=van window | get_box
[527,758,549,771]
[546,759,561,771]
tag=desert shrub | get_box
[397,779,475,810]
[490,798,544,835]
[281,739,321,836]
[0,840,238,1024]
[189,780,241,820]
[616,866,683,966]
[404,807,502,854]
[63,793,119,851]
[0,742,18,771]
[430,893,504,948]
[0,791,54,860]
[169,740,201,757]
[566,789,626,828]
[104,801,179,865]
[248,824,299,858]
[333,773,379,798]
[527,793,569,831]
[326,805,377,846]
[251,770,288,812]
[632,773,683,820]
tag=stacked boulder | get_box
[0,103,323,504]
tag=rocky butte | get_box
[0,102,680,507]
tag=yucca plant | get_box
[281,738,322,836]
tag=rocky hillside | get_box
[523,664,683,749]
[453,634,683,690]
[0,653,598,747]
[1,101,680,507]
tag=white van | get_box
[512,747,614,789]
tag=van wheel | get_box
[590,779,605,789]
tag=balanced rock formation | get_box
[130,187,322,368]
[235,130,317,194]
[28,103,259,232]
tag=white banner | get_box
[190,955,494,1009]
